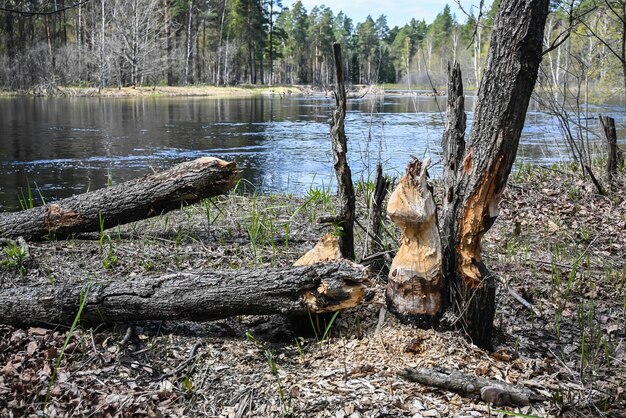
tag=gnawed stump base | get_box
[386,159,443,326]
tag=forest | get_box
[1,0,626,416]
[0,0,625,98]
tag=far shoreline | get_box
[0,84,454,99]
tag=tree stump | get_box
[330,42,356,260]
[386,159,443,325]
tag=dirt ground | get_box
[1,163,625,417]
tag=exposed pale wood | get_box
[0,157,237,242]
[386,159,443,325]
[399,367,537,407]
[330,42,356,260]
[0,261,368,328]
[294,233,342,266]
[441,0,550,349]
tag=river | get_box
[0,94,623,210]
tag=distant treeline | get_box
[0,0,624,97]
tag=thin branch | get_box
[577,18,624,61]
[542,4,598,56]
[0,0,92,16]
[604,0,626,25]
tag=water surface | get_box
[0,94,623,210]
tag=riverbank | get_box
[0,83,441,99]
[0,84,308,98]
[1,162,625,416]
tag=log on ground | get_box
[0,260,368,328]
[399,367,538,407]
[0,157,237,242]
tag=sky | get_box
[290,1,485,28]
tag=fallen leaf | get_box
[26,341,38,356]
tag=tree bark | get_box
[386,159,443,325]
[0,261,367,328]
[441,62,466,312]
[399,367,537,407]
[366,162,390,271]
[0,157,237,242]
[441,0,549,349]
[164,0,174,86]
[330,42,356,260]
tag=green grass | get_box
[0,241,28,274]
[308,310,341,344]
[17,177,45,210]
[305,180,332,211]
[46,282,92,404]
[245,332,291,414]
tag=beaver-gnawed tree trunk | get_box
[441,0,549,349]
[0,261,368,328]
[385,0,550,349]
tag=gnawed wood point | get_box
[295,233,367,313]
[294,233,342,266]
[386,158,443,324]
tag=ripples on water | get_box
[0,94,623,210]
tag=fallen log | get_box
[0,260,368,328]
[399,367,538,407]
[0,157,237,242]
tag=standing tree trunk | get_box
[185,0,194,85]
[216,0,228,85]
[164,0,174,86]
[268,0,274,86]
[99,0,106,91]
[600,114,622,188]
[441,62,466,323]
[330,43,356,260]
[441,0,549,349]
[365,162,390,270]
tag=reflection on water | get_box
[0,95,624,210]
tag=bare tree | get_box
[108,0,162,86]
